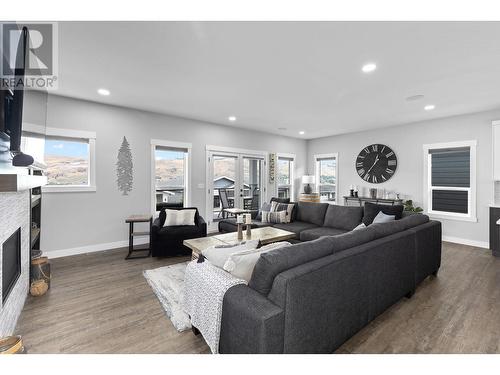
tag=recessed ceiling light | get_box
[424,105,436,111]
[97,88,110,96]
[361,63,377,73]
[228,116,237,122]
[406,94,425,102]
[299,131,305,135]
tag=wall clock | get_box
[356,144,397,184]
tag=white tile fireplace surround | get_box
[0,191,30,337]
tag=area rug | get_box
[143,261,191,332]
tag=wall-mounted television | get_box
[0,26,34,166]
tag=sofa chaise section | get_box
[218,215,442,353]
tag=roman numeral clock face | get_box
[356,144,397,184]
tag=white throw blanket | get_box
[184,260,247,353]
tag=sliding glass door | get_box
[207,150,264,231]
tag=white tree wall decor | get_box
[116,136,133,195]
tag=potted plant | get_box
[403,200,423,213]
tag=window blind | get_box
[430,148,470,188]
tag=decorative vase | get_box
[246,224,252,237]
[304,184,312,194]
[237,223,243,241]
[370,188,377,199]
[350,189,354,197]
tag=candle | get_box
[354,186,358,192]
[245,214,252,224]
[236,215,243,224]
[350,184,354,190]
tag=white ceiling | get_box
[55,21,500,139]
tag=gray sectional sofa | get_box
[217,203,442,353]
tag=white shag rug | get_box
[143,261,191,332]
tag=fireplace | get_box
[2,228,21,305]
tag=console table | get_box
[343,196,403,207]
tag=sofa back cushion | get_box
[400,212,429,229]
[323,205,363,230]
[365,220,407,239]
[362,202,403,225]
[296,202,329,226]
[328,228,378,254]
[249,236,335,295]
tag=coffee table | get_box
[183,227,296,260]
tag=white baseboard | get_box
[44,238,149,259]
[442,235,489,249]
[44,234,489,258]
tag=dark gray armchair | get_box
[151,207,207,257]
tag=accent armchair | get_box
[151,207,207,257]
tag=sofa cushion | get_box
[400,213,429,229]
[328,228,378,254]
[299,227,348,241]
[323,205,363,231]
[157,225,202,240]
[365,220,407,240]
[249,236,335,295]
[273,221,318,236]
[296,202,329,226]
[362,202,404,225]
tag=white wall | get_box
[307,109,500,247]
[41,95,307,256]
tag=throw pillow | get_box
[164,209,196,226]
[256,202,272,222]
[261,210,287,224]
[270,197,290,204]
[362,202,404,226]
[270,201,295,223]
[353,223,366,231]
[372,211,396,224]
[223,241,291,281]
[202,239,259,269]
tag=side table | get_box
[299,193,321,203]
[125,214,153,260]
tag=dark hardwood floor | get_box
[15,242,500,353]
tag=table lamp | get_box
[302,175,315,194]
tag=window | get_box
[277,154,295,200]
[314,153,338,203]
[21,126,96,192]
[151,139,191,213]
[423,141,476,221]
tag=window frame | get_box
[314,152,338,204]
[151,139,192,215]
[423,140,477,222]
[276,153,295,201]
[22,124,97,193]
